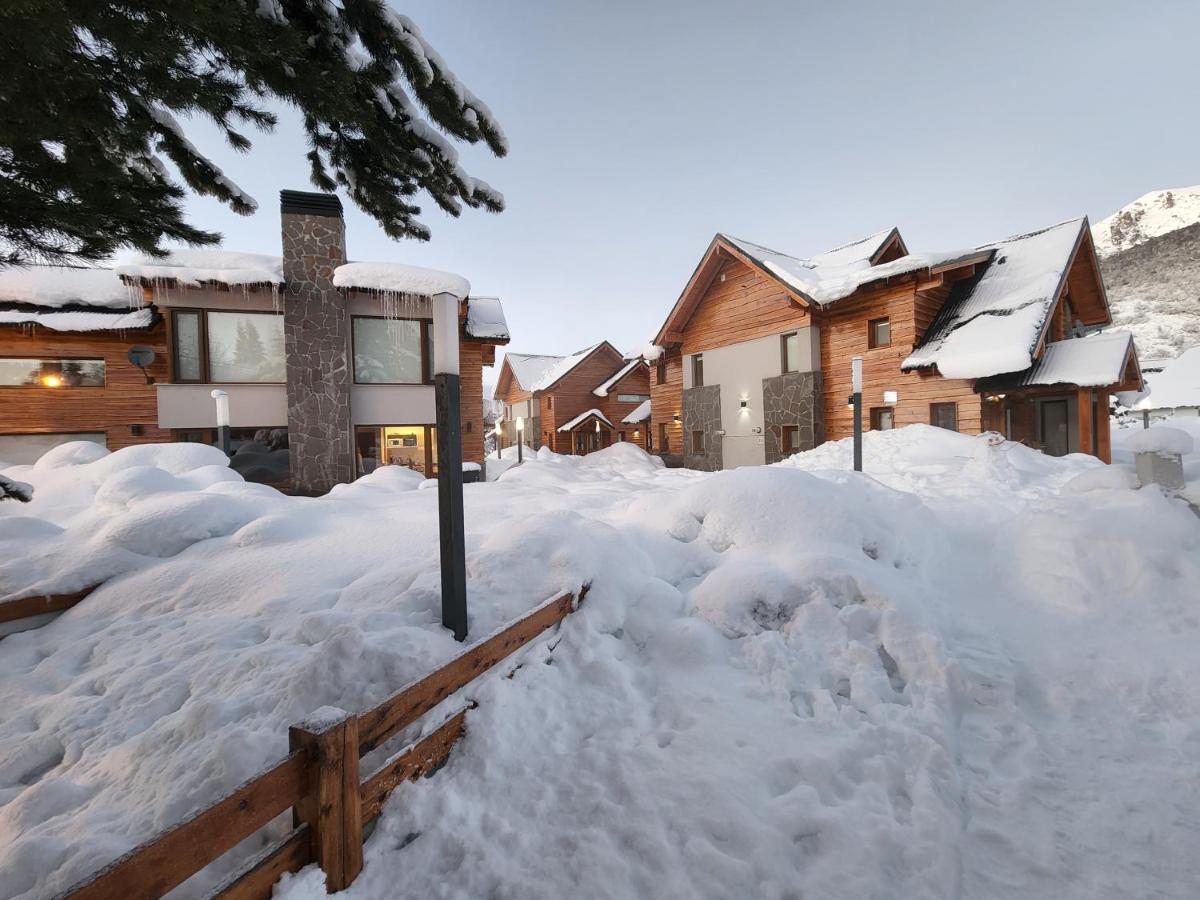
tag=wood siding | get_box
[459,342,487,465]
[0,322,170,450]
[819,284,982,439]
[679,258,810,356]
[541,345,626,453]
[650,348,683,455]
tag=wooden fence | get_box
[0,585,97,628]
[55,587,587,899]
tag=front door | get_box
[1040,399,1070,457]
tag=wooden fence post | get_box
[288,709,364,892]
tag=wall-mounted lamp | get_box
[883,390,898,405]
[672,413,681,423]
[740,399,748,409]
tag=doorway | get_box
[1039,400,1070,457]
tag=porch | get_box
[556,408,614,455]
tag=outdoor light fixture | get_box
[740,399,748,409]
[210,389,231,455]
[515,416,524,464]
[595,420,600,432]
[41,374,62,388]
[851,356,863,472]
[883,390,898,405]
[431,291,467,642]
[673,413,681,423]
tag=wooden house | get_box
[0,267,169,463]
[650,217,1142,468]
[493,341,652,454]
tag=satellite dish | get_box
[127,345,156,384]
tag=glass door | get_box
[1040,400,1070,457]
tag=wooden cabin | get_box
[493,341,652,454]
[0,267,169,463]
[650,217,1142,467]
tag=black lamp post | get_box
[432,293,468,641]
[851,356,863,472]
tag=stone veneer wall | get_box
[682,384,722,471]
[281,207,353,494]
[762,370,825,464]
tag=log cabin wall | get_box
[540,344,626,454]
[650,349,683,456]
[0,322,170,451]
[819,283,982,439]
[679,257,810,356]
[459,341,487,465]
[596,363,651,444]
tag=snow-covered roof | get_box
[0,306,156,332]
[902,218,1087,379]
[1133,345,1200,410]
[528,342,606,393]
[593,359,643,397]
[0,265,135,309]
[464,296,509,341]
[622,399,651,424]
[116,250,284,286]
[502,353,565,393]
[333,261,469,298]
[556,408,613,432]
[975,331,1136,392]
[722,234,984,308]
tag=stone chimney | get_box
[280,190,353,494]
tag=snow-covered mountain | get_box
[1094,188,1200,360]
[1092,186,1200,256]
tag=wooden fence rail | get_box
[0,585,97,627]
[55,586,587,900]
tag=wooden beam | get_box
[212,827,311,900]
[359,707,469,825]
[356,588,584,754]
[0,586,96,625]
[58,752,307,900]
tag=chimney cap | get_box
[280,190,343,217]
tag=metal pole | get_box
[432,293,467,642]
[211,389,232,456]
[516,417,524,464]
[851,356,863,472]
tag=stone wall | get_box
[682,384,722,471]
[762,370,824,464]
[281,196,353,495]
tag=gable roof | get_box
[974,330,1141,393]
[500,353,566,393]
[593,359,644,397]
[556,408,614,432]
[902,217,1104,379]
[622,398,652,424]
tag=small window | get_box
[618,432,626,442]
[691,354,704,387]
[647,428,654,450]
[617,393,650,403]
[548,396,554,409]
[353,317,427,384]
[781,424,801,453]
[930,402,958,432]
[656,360,666,385]
[870,407,894,431]
[691,430,705,453]
[781,332,800,373]
[658,422,668,450]
[868,317,891,349]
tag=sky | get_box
[178,0,1200,377]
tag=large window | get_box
[355,425,437,476]
[171,309,285,383]
[0,358,105,387]
[781,332,801,373]
[352,317,431,384]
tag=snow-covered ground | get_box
[2,428,1199,899]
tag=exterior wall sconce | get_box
[672,413,681,423]
[883,390,898,405]
[740,399,749,409]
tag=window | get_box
[647,428,654,450]
[355,425,437,477]
[658,422,668,450]
[656,359,666,385]
[781,332,801,373]
[0,358,105,387]
[870,407,895,431]
[171,309,285,383]
[618,431,626,442]
[691,354,704,387]
[781,424,801,453]
[691,430,705,453]
[352,317,429,384]
[868,317,891,349]
[617,393,650,403]
[930,402,958,432]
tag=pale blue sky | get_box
[180,1,1200,370]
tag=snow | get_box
[499,353,563,393]
[1092,185,1200,256]
[1121,425,1194,456]
[1132,344,1200,410]
[333,262,469,299]
[978,331,1134,390]
[555,408,613,432]
[0,266,134,309]
[622,398,652,424]
[0,475,32,503]
[115,250,284,286]
[592,359,643,397]
[903,218,1086,379]
[0,307,155,332]
[463,296,509,340]
[3,428,1200,899]
[528,343,603,392]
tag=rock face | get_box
[280,192,354,495]
[1092,186,1200,257]
[682,385,722,471]
[762,371,824,464]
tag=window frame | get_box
[658,421,668,451]
[781,332,800,374]
[691,353,704,387]
[169,307,286,384]
[781,424,800,453]
[869,407,895,431]
[868,316,891,349]
[351,314,432,386]
[930,402,958,432]
[691,429,705,454]
[616,393,650,403]
[656,359,667,385]
[0,357,107,388]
